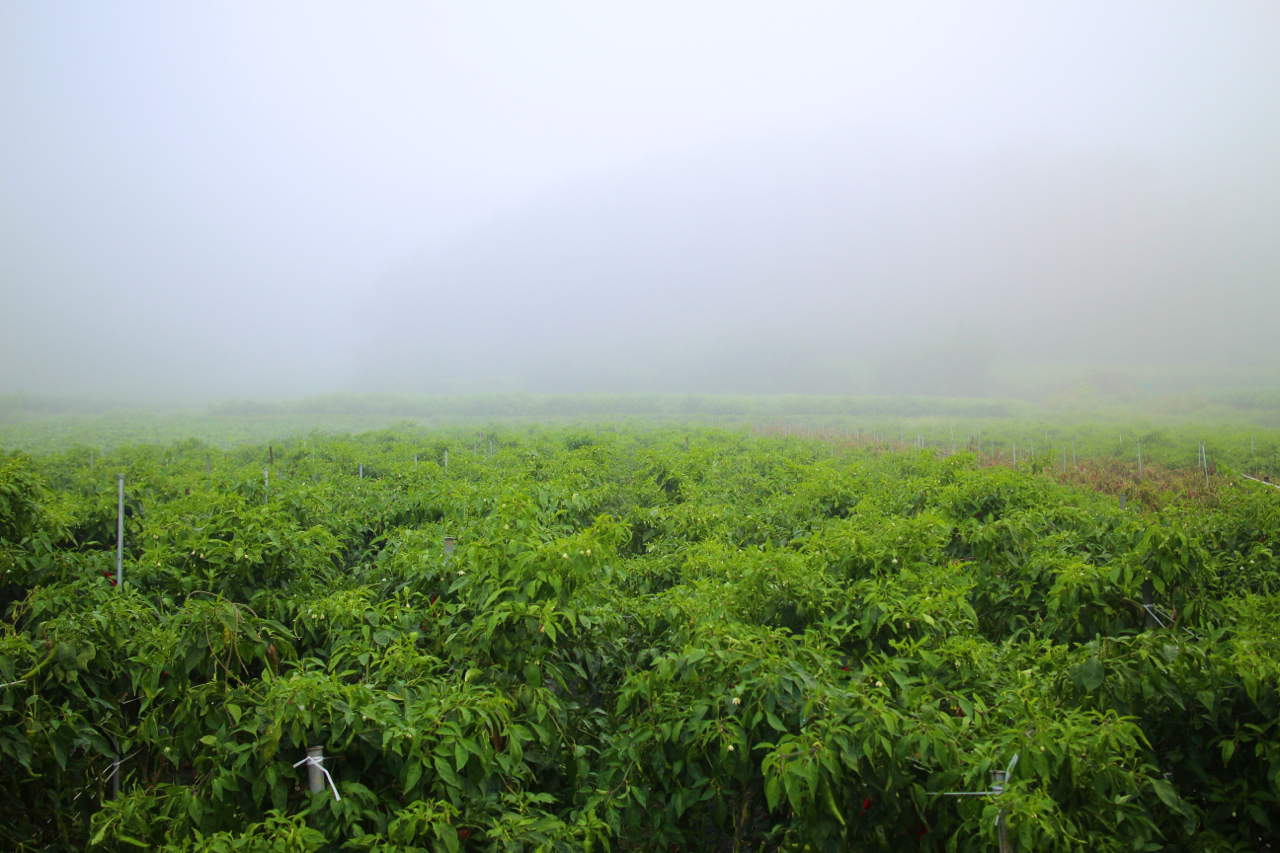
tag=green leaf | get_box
[439,824,460,853]
[1151,778,1184,813]
[434,753,460,789]
[1080,658,1104,692]
[765,775,782,811]
[404,760,422,793]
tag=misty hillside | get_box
[357,131,1280,395]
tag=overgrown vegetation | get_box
[2,426,1279,851]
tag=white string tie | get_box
[294,754,342,800]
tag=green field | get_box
[3,412,1280,851]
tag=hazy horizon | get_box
[3,3,1278,403]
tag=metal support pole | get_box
[1142,579,1157,630]
[116,475,124,588]
[111,739,120,800]
[306,745,325,794]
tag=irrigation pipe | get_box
[1239,473,1280,491]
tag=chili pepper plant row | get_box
[1,426,1279,852]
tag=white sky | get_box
[2,2,1278,398]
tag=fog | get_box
[2,3,1278,402]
